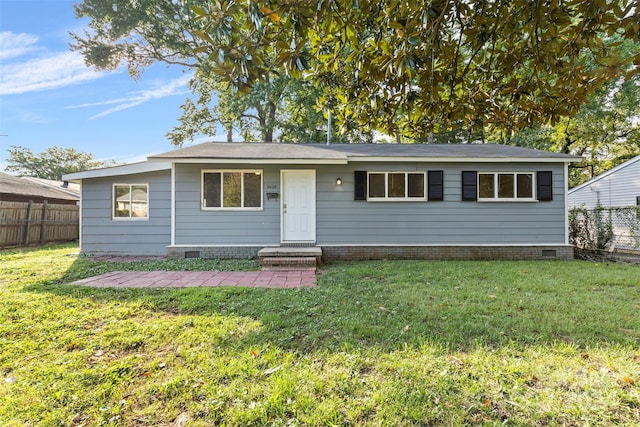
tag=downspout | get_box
[171,162,176,247]
[78,182,83,252]
[565,162,570,245]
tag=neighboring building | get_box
[63,142,581,260]
[568,155,640,209]
[568,155,640,251]
[0,172,80,205]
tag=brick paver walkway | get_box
[72,269,316,289]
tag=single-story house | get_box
[568,155,640,209]
[63,142,581,261]
[0,172,80,205]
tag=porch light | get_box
[336,177,342,186]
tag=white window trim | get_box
[112,183,149,221]
[367,171,427,201]
[201,169,264,211]
[477,172,537,202]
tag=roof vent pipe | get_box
[327,110,332,145]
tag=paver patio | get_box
[72,268,317,289]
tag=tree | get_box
[4,146,116,180]
[191,0,640,138]
[552,69,640,186]
[166,66,337,145]
[481,39,640,187]
[71,0,334,144]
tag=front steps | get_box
[257,246,322,270]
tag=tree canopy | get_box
[191,0,640,137]
[4,146,116,181]
[71,0,335,144]
[166,67,341,145]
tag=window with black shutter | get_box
[537,171,553,201]
[354,171,367,200]
[461,171,477,201]
[428,170,444,201]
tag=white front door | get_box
[281,170,316,242]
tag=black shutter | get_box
[427,170,444,201]
[461,171,477,201]
[537,171,553,201]
[354,171,367,200]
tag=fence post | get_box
[22,200,33,245]
[40,200,48,244]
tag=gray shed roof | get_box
[149,142,581,163]
[0,172,79,202]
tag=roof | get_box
[64,142,581,181]
[568,155,640,194]
[0,172,79,202]
[63,161,171,182]
[148,142,582,163]
[22,176,80,197]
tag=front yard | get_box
[1,244,639,426]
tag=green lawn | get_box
[1,243,639,426]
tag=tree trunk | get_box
[264,101,277,143]
[227,125,233,143]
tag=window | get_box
[113,184,148,219]
[367,172,426,200]
[202,170,262,209]
[477,172,535,201]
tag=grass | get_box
[1,243,639,426]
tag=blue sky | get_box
[0,0,214,171]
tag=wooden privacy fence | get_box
[0,201,79,248]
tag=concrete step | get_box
[257,247,322,258]
[259,256,317,268]
[261,266,317,272]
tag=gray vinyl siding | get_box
[80,170,171,255]
[174,163,281,245]
[316,162,567,245]
[174,162,567,247]
[568,158,640,208]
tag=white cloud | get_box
[0,49,105,95]
[0,31,39,60]
[67,74,192,119]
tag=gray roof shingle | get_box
[0,172,79,201]
[149,142,581,162]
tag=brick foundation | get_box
[320,245,574,261]
[167,245,573,261]
[166,246,263,259]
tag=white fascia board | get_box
[150,156,578,165]
[63,162,172,182]
[161,158,348,165]
[346,156,581,163]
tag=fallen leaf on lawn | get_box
[174,412,190,427]
[263,366,281,376]
[449,356,464,367]
[93,350,103,357]
[622,376,635,385]
[483,399,492,407]
[141,371,151,378]
[4,375,17,384]
[401,325,410,334]
[251,351,259,357]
